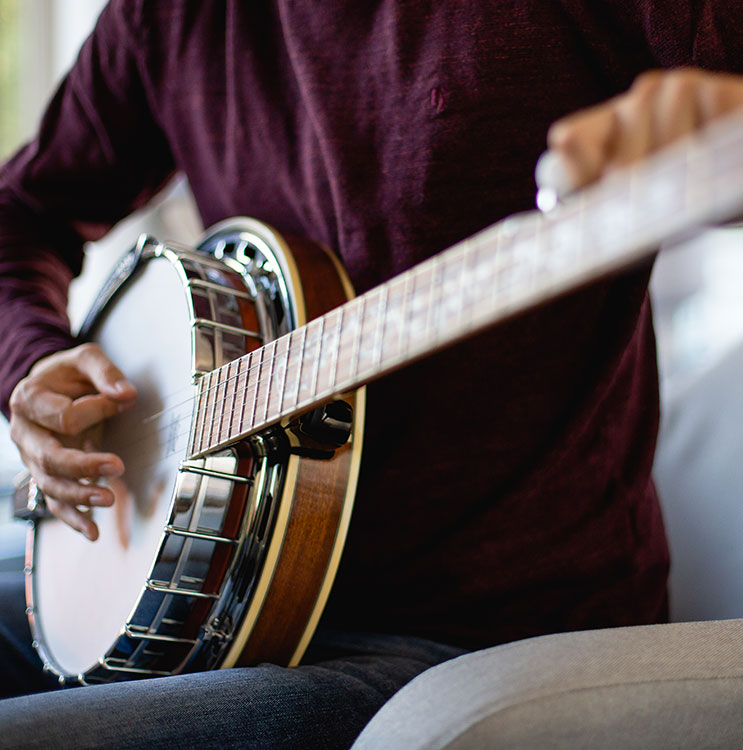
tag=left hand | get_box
[546,68,743,192]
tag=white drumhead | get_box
[33,255,194,676]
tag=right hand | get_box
[546,68,743,192]
[9,342,137,541]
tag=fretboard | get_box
[188,110,743,458]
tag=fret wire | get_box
[215,365,228,446]
[429,261,443,345]
[215,363,228,445]
[222,360,235,444]
[409,267,428,350]
[205,368,220,449]
[188,376,200,455]
[192,375,207,455]
[500,223,525,303]
[262,339,276,424]
[198,370,210,453]
[474,230,494,303]
[474,224,497,304]
[456,238,477,329]
[372,285,387,371]
[198,369,210,451]
[236,351,255,437]
[293,326,307,409]
[475,231,505,319]
[435,248,457,337]
[483,227,500,318]
[282,330,300,416]
[421,256,436,347]
[329,306,343,394]
[249,347,263,432]
[515,219,539,296]
[398,271,412,361]
[275,336,289,420]
[309,317,324,401]
[235,355,247,438]
[315,311,337,396]
[201,371,215,453]
[219,361,231,443]
[439,246,460,335]
[377,277,396,367]
[357,289,379,375]
[351,295,366,379]
[235,350,280,426]
[216,361,228,444]
[444,247,464,332]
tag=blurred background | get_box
[0,1,742,545]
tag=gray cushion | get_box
[352,619,743,749]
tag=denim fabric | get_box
[0,573,60,699]
[0,572,464,749]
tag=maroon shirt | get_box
[1,1,741,649]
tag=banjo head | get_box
[27,222,304,682]
[32,253,193,677]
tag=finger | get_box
[697,71,743,121]
[652,70,702,147]
[75,343,137,401]
[14,385,123,436]
[31,471,115,508]
[15,415,125,480]
[45,497,100,542]
[548,99,620,189]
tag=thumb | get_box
[74,343,137,402]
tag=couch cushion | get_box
[352,619,743,749]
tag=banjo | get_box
[15,110,743,686]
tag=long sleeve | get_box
[0,0,176,417]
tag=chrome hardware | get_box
[179,462,253,483]
[145,580,220,600]
[192,318,261,339]
[12,473,49,521]
[165,525,238,545]
[77,235,156,341]
[299,400,354,448]
[124,625,198,645]
[186,278,253,300]
[100,659,171,677]
[201,615,234,642]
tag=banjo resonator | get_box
[22,218,364,685]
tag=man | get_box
[1,1,742,746]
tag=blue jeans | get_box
[0,572,464,748]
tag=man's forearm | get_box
[0,248,77,419]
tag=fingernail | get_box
[114,380,136,395]
[89,492,112,506]
[99,462,122,476]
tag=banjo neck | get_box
[188,110,743,459]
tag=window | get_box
[0,0,20,160]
